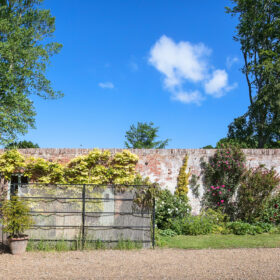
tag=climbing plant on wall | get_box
[0,149,25,180]
[0,149,140,186]
[0,149,157,209]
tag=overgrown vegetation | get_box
[0,148,161,211]
[155,145,280,243]
[237,166,280,223]
[0,149,140,185]
[202,145,246,217]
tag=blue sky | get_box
[23,0,249,149]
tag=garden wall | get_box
[1,148,280,215]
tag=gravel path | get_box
[0,248,280,279]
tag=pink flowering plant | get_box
[202,145,246,216]
[207,185,229,208]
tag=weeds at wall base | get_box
[26,239,144,252]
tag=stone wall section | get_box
[1,148,280,214]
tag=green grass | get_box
[157,233,280,249]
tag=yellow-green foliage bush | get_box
[25,157,66,184]
[0,149,25,180]
[0,148,140,186]
[175,154,190,196]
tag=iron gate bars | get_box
[8,183,156,249]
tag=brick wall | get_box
[2,148,280,214]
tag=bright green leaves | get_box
[0,0,62,144]
[125,122,170,149]
[226,0,280,148]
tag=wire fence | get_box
[1,183,155,249]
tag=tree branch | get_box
[243,51,253,105]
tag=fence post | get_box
[82,184,86,250]
[152,189,156,249]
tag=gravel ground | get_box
[0,248,280,279]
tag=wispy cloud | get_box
[129,61,138,72]
[226,56,239,69]
[172,90,204,105]
[149,35,236,104]
[98,82,114,89]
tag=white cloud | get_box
[172,90,204,105]
[226,56,239,69]
[149,35,236,104]
[98,82,114,89]
[205,70,237,97]
[149,35,211,88]
[204,70,228,97]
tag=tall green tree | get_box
[0,0,62,145]
[226,0,280,148]
[124,122,170,149]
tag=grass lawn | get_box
[158,233,280,249]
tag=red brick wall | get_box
[1,148,280,214]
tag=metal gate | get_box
[6,183,155,249]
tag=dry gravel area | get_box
[0,248,280,279]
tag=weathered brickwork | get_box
[1,148,280,214]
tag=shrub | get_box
[261,192,280,225]
[226,221,263,235]
[202,145,246,217]
[180,215,214,235]
[171,209,228,235]
[237,166,280,223]
[0,197,34,237]
[252,222,274,233]
[155,189,191,230]
[175,155,190,196]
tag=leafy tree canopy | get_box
[124,122,170,149]
[225,0,280,148]
[5,140,39,149]
[0,0,62,145]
